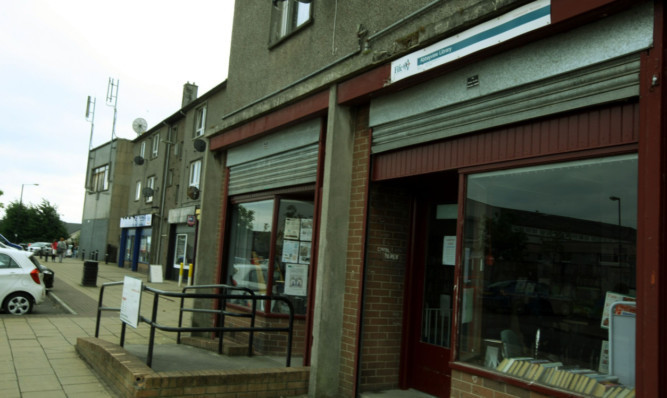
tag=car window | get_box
[0,253,20,269]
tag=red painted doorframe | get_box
[636,2,665,397]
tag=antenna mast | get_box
[106,77,119,139]
[84,96,97,191]
[85,96,96,150]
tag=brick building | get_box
[194,1,666,397]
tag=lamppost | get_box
[609,196,621,264]
[20,183,39,206]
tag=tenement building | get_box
[127,1,667,397]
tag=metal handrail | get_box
[177,284,257,356]
[94,281,295,369]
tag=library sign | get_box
[390,0,551,83]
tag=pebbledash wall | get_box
[199,1,666,398]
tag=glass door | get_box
[406,200,457,397]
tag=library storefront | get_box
[361,103,640,398]
[354,2,655,397]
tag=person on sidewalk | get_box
[57,237,67,263]
[51,240,58,262]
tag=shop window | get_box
[138,233,151,264]
[226,196,314,315]
[270,0,312,45]
[458,154,637,392]
[124,231,135,262]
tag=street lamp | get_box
[20,183,39,205]
[609,196,621,264]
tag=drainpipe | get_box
[155,122,172,265]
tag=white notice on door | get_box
[442,235,456,265]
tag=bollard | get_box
[188,263,194,286]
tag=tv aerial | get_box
[132,118,148,135]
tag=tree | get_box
[0,200,68,244]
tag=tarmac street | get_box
[0,256,188,398]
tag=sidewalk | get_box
[0,256,187,397]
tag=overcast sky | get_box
[0,1,234,225]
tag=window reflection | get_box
[226,198,313,315]
[459,154,637,380]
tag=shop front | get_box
[119,214,153,272]
[216,117,323,358]
[166,206,198,282]
[354,2,653,397]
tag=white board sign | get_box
[120,276,143,328]
[149,265,163,283]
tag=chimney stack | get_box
[182,82,198,108]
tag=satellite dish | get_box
[193,138,206,152]
[187,186,200,200]
[142,187,155,198]
[133,156,145,165]
[132,118,148,134]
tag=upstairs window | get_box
[194,107,206,137]
[152,133,160,158]
[140,141,146,158]
[189,160,202,189]
[91,164,109,192]
[135,181,141,201]
[145,176,156,203]
[270,0,312,44]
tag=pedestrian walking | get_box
[51,240,57,261]
[57,237,67,263]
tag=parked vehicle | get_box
[0,243,55,289]
[0,247,46,315]
[27,242,50,254]
[35,263,55,290]
[0,233,23,250]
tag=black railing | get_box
[94,282,295,368]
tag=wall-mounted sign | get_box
[390,0,551,83]
[120,214,152,228]
[187,215,195,226]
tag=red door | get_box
[403,189,457,397]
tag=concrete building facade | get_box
[196,1,665,398]
[80,138,133,263]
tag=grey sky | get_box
[0,1,234,223]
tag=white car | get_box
[0,247,47,315]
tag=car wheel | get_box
[4,293,34,315]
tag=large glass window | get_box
[138,232,151,264]
[226,196,314,315]
[458,154,637,390]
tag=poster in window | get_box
[282,240,300,263]
[299,241,311,264]
[600,291,636,329]
[300,218,313,242]
[284,218,301,240]
[284,263,308,296]
[442,235,456,265]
